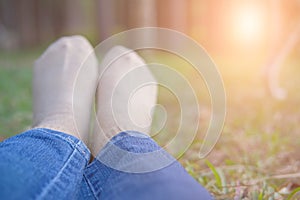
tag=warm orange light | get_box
[232,3,265,44]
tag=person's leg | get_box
[0,128,91,199]
[84,131,213,200]
[87,46,212,199]
[0,35,98,199]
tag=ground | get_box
[0,48,300,199]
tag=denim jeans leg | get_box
[0,128,91,200]
[84,131,213,200]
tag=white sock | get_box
[90,46,157,156]
[33,35,98,144]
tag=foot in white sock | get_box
[33,35,98,143]
[90,46,157,156]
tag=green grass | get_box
[0,48,300,199]
[0,50,38,138]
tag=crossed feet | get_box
[32,35,157,156]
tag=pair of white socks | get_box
[32,36,157,156]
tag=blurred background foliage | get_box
[1,0,300,87]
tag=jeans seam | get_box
[33,128,89,162]
[83,173,99,200]
[64,137,88,158]
[35,146,81,199]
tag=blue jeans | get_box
[0,128,213,200]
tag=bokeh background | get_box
[1,0,300,199]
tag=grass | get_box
[0,50,38,138]
[0,48,300,199]
[178,54,300,199]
